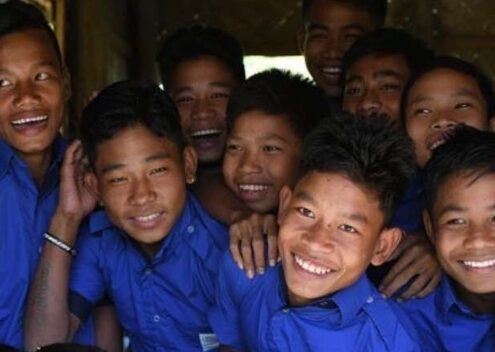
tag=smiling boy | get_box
[401,126,495,351]
[209,115,419,351]
[24,81,229,351]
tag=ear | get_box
[182,145,198,184]
[61,66,72,102]
[370,227,403,266]
[423,209,435,243]
[489,116,495,132]
[277,185,293,225]
[296,28,306,54]
[84,171,101,203]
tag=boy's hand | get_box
[54,140,97,225]
[229,213,278,279]
[379,232,441,300]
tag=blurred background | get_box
[24,0,495,135]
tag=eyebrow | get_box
[345,69,404,85]
[409,88,480,106]
[172,82,233,95]
[342,212,369,224]
[294,190,317,206]
[100,152,172,175]
[438,202,495,218]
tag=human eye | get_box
[297,207,315,219]
[412,107,431,116]
[445,218,466,226]
[35,72,51,81]
[211,91,230,100]
[150,166,168,175]
[226,142,242,152]
[174,95,194,105]
[0,78,12,87]
[262,145,282,153]
[381,83,401,93]
[109,176,127,185]
[338,224,358,234]
[454,102,473,110]
[344,84,362,97]
[309,29,327,40]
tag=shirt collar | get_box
[437,275,473,322]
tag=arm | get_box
[24,141,97,350]
[379,230,441,300]
[229,213,278,279]
[93,305,123,352]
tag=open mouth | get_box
[130,211,165,228]
[427,130,454,151]
[461,259,495,269]
[190,129,222,140]
[11,115,48,128]
[321,66,342,79]
[294,254,334,276]
[238,184,270,192]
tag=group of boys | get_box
[1,0,494,351]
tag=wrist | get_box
[49,211,82,245]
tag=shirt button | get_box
[366,296,374,304]
[144,268,152,275]
[282,308,290,313]
[319,301,329,307]
[187,225,195,233]
[38,246,43,254]
[153,314,160,323]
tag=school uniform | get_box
[209,254,420,352]
[69,193,228,352]
[0,137,93,348]
[401,275,495,351]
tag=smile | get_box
[190,129,222,138]
[239,184,269,192]
[11,115,48,126]
[132,212,164,223]
[294,254,333,275]
[462,259,495,269]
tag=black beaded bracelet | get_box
[43,232,77,256]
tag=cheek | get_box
[222,156,238,182]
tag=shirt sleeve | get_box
[68,229,106,322]
[208,252,247,351]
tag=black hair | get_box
[0,344,17,352]
[36,343,105,352]
[225,69,329,140]
[156,25,245,90]
[424,125,495,216]
[301,113,415,226]
[342,28,434,85]
[0,0,63,67]
[401,55,495,123]
[302,0,388,26]
[80,80,185,167]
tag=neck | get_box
[20,148,53,187]
[455,282,495,315]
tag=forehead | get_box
[410,68,483,100]
[348,53,410,78]
[231,110,299,140]
[0,28,60,68]
[305,0,374,27]
[169,55,237,90]
[94,125,180,166]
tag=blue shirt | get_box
[391,171,424,232]
[69,193,229,352]
[401,275,495,351]
[209,254,420,352]
[0,137,93,348]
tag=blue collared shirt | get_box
[391,171,424,232]
[401,275,495,351]
[69,193,229,352]
[0,137,93,348]
[209,254,420,352]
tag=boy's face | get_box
[223,110,301,213]
[169,56,237,165]
[342,53,410,121]
[86,124,197,257]
[405,68,490,168]
[0,29,70,159]
[299,0,375,98]
[426,172,495,294]
[278,171,400,306]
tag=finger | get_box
[380,259,424,297]
[264,216,278,266]
[398,271,431,300]
[414,272,441,298]
[246,215,266,274]
[379,250,417,290]
[229,225,244,270]
[240,222,256,279]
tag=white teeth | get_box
[134,212,161,222]
[462,259,495,268]
[429,140,446,151]
[322,67,341,74]
[12,115,48,125]
[294,255,332,275]
[190,129,222,137]
[239,184,269,192]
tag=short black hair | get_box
[302,0,388,26]
[401,56,495,123]
[0,0,63,67]
[36,343,105,352]
[156,25,245,90]
[424,125,495,216]
[80,80,185,167]
[226,69,329,140]
[342,28,434,84]
[301,114,415,226]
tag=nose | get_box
[322,35,344,60]
[463,225,495,250]
[14,81,41,107]
[431,113,457,130]
[238,149,262,174]
[356,89,381,117]
[302,221,333,250]
[191,97,214,121]
[129,178,156,206]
